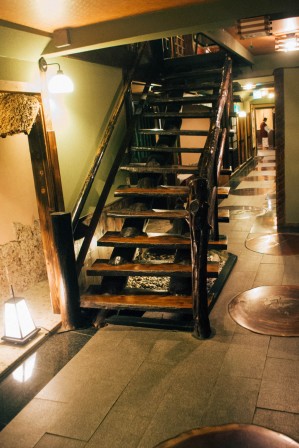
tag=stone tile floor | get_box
[0,150,299,447]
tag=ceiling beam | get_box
[203,29,254,65]
[41,0,299,58]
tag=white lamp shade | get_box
[3,297,40,344]
[48,72,74,93]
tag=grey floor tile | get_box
[258,358,299,413]
[202,375,261,426]
[209,314,237,336]
[220,271,256,294]
[232,255,262,273]
[219,347,267,379]
[261,254,285,264]
[282,264,299,285]
[0,398,98,448]
[145,337,199,366]
[230,332,270,351]
[254,263,285,286]
[268,337,299,360]
[258,380,299,413]
[137,391,204,448]
[253,409,299,443]
[34,433,86,448]
[110,361,176,417]
[86,409,151,448]
[262,357,299,381]
[37,335,151,403]
[170,353,226,396]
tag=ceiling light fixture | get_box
[237,16,272,39]
[39,57,74,93]
[243,83,255,90]
[275,33,299,52]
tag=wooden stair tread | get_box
[80,291,193,311]
[147,95,219,105]
[97,231,228,250]
[130,146,204,153]
[146,94,241,104]
[107,207,229,222]
[120,164,198,174]
[107,209,188,219]
[142,111,214,119]
[114,185,189,198]
[138,129,209,136]
[217,186,230,198]
[162,67,223,81]
[115,186,229,199]
[86,260,219,278]
[151,82,221,92]
[218,208,230,222]
[220,167,233,176]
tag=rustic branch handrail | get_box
[189,55,232,339]
[75,78,153,275]
[71,42,147,231]
[197,57,232,180]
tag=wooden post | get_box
[28,112,63,314]
[51,212,81,330]
[189,178,211,339]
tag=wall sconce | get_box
[237,16,272,39]
[238,111,247,117]
[39,57,74,93]
[2,288,40,345]
[275,33,299,52]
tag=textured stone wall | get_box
[0,220,47,303]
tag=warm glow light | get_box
[243,83,254,90]
[284,36,297,51]
[48,71,74,94]
[238,111,247,117]
[268,92,275,99]
[275,33,299,52]
[2,297,40,344]
[13,353,36,382]
[253,90,262,99]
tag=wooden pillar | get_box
[28,113,62,313]
[51,212,81,330]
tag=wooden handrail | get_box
[76,79,153,275]
[189,55,232,339]
[197,57,232,180]
[71,42,147,231]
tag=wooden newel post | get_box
[189,178,211,339]
[51,212,81,330]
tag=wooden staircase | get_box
[79,50,237,338]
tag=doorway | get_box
[254,106,275,149]
[0,87,63,377]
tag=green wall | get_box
[46,56,126,213]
